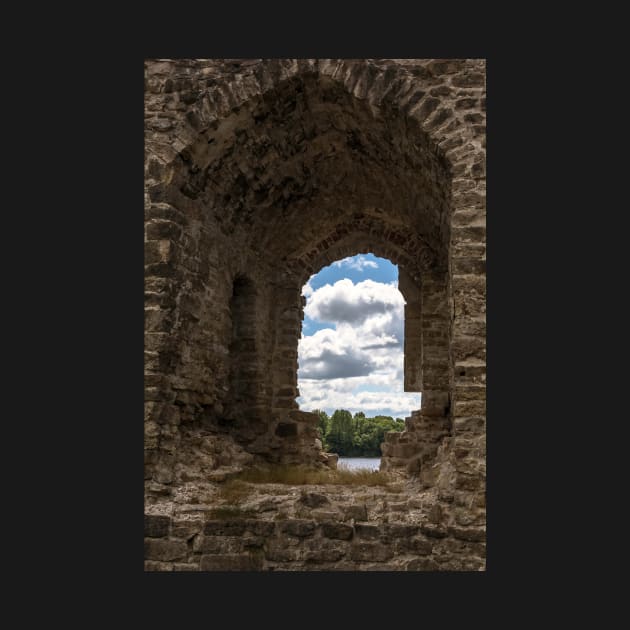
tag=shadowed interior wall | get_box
[225,275,260,424]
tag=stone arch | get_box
[296,235,429,399]
[145,60,485,502]
[286,226,446,398]
[267,229,452,474]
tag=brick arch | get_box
[145,60,485,517]
[145,58,483,179]
[268,237,451,471]
[292,226,447,393]
[289,219,440,288]
[145,58,484,262]
[147,72,452,270]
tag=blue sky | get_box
[301,254,398,335]
[297,253,422,419]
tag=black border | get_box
[43,14,585,615]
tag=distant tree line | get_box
[313,409,405,457]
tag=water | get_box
[337,457,381,471]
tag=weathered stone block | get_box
[243,535,266,549]
[428,503,442,524]
[451,335,486,360]
[299,492,330,508]
[144,514,171,538]
[383,523,419,538]
[350,542,393,562]
[342,504,368,521]
[454,508,481,526]
[453,257,486,275]
[454,384,486,401]
[275,422,298,437]
[304,541,347,563]
[144,538,188,562]
[455,97,479,110]
[452,226,485,242]
[395,536,433,555]
[144,386,176,402]
[302,553,341,565]
[321,522,354,540]
[279,519,316,537]
[454,400,486,416]
[265,541,301,562]
[144,202,187,225]
[153,464,174,484]
[311,509,343,521]
[392,443,418,459]
[200,535,245,554]
[244,520,276,536]
[354,524,380,539]
[145,239,179,266]
[449,526,486,542]
[439,538,486,558]
[421,524,449,538]
[455,474,483,492]
[204,520,247,536]
[145,219,184,242]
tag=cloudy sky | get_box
[297,253,422,419]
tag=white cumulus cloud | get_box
[332,255,379,271]
[297,276,421,418]
[304,278,404,326]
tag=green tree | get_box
[319,409,407,456]
[327,409,354,455]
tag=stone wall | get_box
[144,59,486,568]
[145,483,485,572]
[145,514,484,572]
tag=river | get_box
[337,457,381,471]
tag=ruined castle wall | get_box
[144,510,485,572]
[144,59,486,525]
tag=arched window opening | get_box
[297,253,421,469]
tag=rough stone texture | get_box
[144,479,486,571]
[144,538,188,562]
[321,521,354,540]
[279,519,317,538]
[299,491,330,508]
[342,504,368,522]
[145,514,171,537]
[144,58,486,570]
[350,542,394,563]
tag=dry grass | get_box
[236,464,393,486]
[216,478,252,503]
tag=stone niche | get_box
[144,59,486,522]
